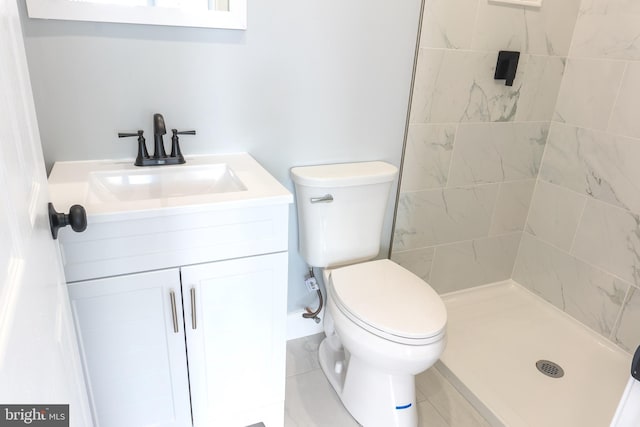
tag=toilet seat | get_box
[329,259,447,346]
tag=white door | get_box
[0,1,92,425]
[68,269,192,427]
[182,253,288,427]
[611,346,640,426]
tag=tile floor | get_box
[284,333,491,427]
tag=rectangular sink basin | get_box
[88,163,247,203]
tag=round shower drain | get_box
[536,360,564,378]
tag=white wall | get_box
[19,0,422,312]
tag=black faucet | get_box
[153,113,168,159]
[118,113,195,166]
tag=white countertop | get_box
[48,153,293,223]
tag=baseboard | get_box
[286,308,325,340]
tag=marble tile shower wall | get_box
[513,0,640,353]
[391,0,581,293]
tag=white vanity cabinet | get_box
[49,154,293,427]
[69,252,287,427]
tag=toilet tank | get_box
[290,161,398,268]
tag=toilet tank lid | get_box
[290,161,398,188]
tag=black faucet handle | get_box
[118,130,149,166]
[172,129,196,136]
[169,129,195,163]
[118,130,144,138]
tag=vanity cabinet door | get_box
[182,252,288,427]
[68,269,192,427]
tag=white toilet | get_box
[290,161,447,427]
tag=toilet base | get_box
[318,334,347,394]
[319,335,418,427]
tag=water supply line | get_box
[302,267,323,323]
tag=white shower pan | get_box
[436,281,631,427]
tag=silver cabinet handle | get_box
[190,287,197,330]
[170,290,179,333]
[310,194,333,203]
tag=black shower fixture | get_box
[494,50,520,86]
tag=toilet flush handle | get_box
[310,194,333,203]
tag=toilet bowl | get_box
[318,259,446,427]
[290,161,447,427]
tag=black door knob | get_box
[48,203,87,240]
